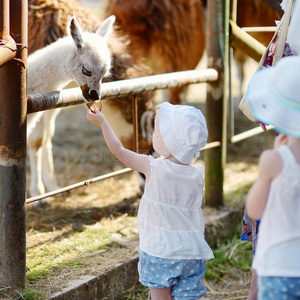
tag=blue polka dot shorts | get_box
[258,276,300,300]
[138,249,207,300]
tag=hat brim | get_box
[246,67,300,137]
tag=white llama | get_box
[27,15,115,205]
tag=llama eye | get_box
[82,65,92,77]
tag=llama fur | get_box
[104,0,206,104]
[104,0,281,104]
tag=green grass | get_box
[26,217,136,282]
[0,287,46,300]
[205,235,253,281]
[123,284,150,300]
[21,289,46,300]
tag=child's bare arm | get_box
[201,196,205,209]
[87,108,151,178]
[246,149,283,220]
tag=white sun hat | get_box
[159,102,208,164]
[246,56,300,137]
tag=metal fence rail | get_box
[27,69,219,113]
[25,69,220,204]
[26,140,222,204]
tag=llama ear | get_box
[69,15,84,49]
[96,15,115,40]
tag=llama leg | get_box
[42,109,62,192]
[28,147,45,197]
[27,117,46,202]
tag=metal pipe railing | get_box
[241,26,277,33]
[231,125,274,143]
[27,69,219,113]
[26,168,133,204]
[229,19,266,62]
[26,141,221,204]
[25,68,220,205]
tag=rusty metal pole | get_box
[205,0,227,207]
[0,0,10,41]
[0,0,27,290]
[0,0,16,66]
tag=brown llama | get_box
[104,0,206,105]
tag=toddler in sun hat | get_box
[87,102,214,300]
[246,55,300,136]
[245,56,300,300]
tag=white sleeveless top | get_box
[281,0,300,55]
[252,145,300,277]
[138,156,214,260]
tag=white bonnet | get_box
[159,102,208,164]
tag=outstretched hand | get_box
[87,107,106,127]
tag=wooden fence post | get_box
[205,0,229,207]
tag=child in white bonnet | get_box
[87,102,214,300]
[245,56,300,299]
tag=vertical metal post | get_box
[205,0,227,207]
[0,0,16,66]
[230,0,237,22]
[229,0,237,140]
[0,0,9,39]
[223,0,230,168]
[0,0,27,290]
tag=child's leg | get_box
[149,287,173,300]
[247,270,257,300]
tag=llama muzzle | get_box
[80,84,99,101]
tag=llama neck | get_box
[27,36,76,94]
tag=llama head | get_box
[68,15,115,102]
